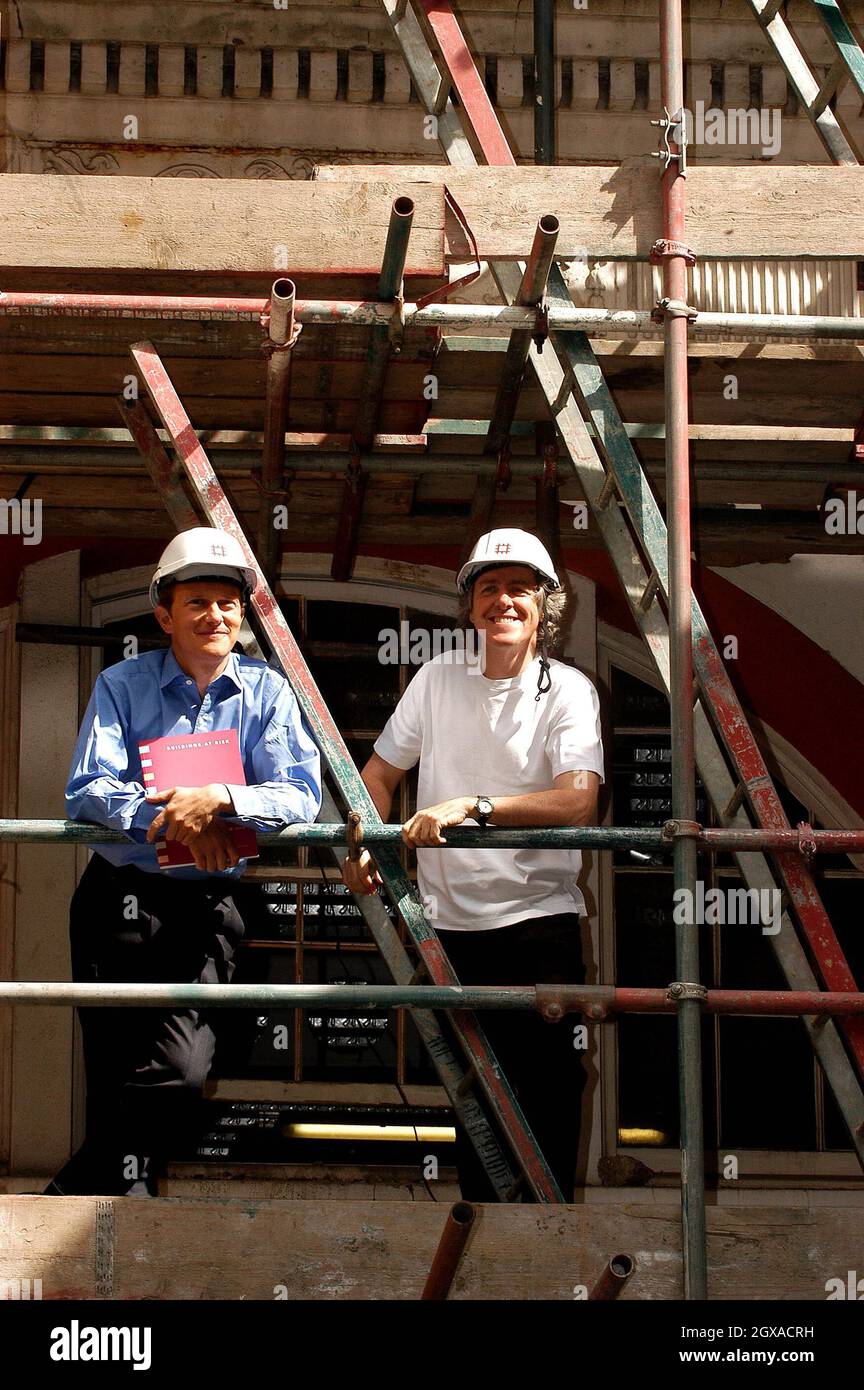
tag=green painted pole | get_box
[0,819,666,849]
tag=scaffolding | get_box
[2,0,864,1303]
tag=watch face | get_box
[477,798,493,818]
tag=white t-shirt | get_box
[374,653,605,931]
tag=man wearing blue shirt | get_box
[44,528,322,1197]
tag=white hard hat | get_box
[456,528,561,594]
[149,527,258,607]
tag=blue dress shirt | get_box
[66,647,322,877]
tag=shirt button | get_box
[186,680,193,686]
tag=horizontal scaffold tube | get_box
[0,819,664,848]
[1,292,863,341]
[2,820,863,852]
[3,820,864,852]
[0,983,862,1016]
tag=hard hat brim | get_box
[456,559,561,594]
[149,562,257,607]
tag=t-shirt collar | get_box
[479,654,542,690]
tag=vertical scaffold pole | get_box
[533,0,556,165]
[658,0,707,1301]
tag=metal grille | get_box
[563,258,862,340]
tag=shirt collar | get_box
[160,647,243,693]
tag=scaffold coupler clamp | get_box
[651,294,699,327]
[661,818,702,844]
[650,107,689,175]
[259,311,303,355]
[388,292,406,355]
[797,821,817,862]
[667,981,708,1004]
[536,985,607,1023]
[532,298,550,353]
[346,811,364,863]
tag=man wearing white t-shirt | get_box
[342,529,604,1200]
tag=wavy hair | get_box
[457,576,569,654]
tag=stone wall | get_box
[1,0,862,174]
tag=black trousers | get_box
[437,914,586,1203]
[50,852,250,1196]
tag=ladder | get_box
[118,372,563,1205]
[747,0,864,165]
[381,0,864,1170]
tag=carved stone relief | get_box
[41,147,121,175]
[9,143,347,179]
[155,163,222,178]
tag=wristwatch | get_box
[473,795,494,827]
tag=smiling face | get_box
[154,579,245,671]
[468,564,542,658]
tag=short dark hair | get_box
[156,575,248,612]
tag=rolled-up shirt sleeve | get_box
[226,679,322,829]
[66,677,160,841]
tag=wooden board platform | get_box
[0,168,861,568]
[316,164,864,260]
[0,176,446,276]
[2,166,863,275]
[1,1193,861,1300]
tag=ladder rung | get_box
[760,0,786,23]
[595,470,618,511]
[455,1066,478,1098]
[744,0,859,163]
[809,0,864,104]
[722,782,747,821]
[811,57,848,117]
[433,72,453,116]
[638,573,660,611]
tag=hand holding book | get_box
[145,783,233,842]
[155,815,241,873]
[139,731,259,872]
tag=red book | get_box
[138,729,258,869]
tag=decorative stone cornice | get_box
[3,37,861,113]
[1,9,861,170]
